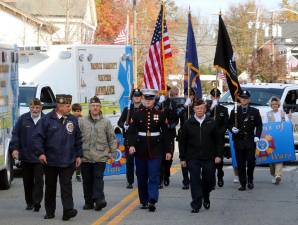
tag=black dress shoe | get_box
[26,205,33,210]
[126,184,133,189]
[140,204,148,209]
[217,178,224,187]
[182,185,189,190]
[95,200,107,211]
[148,203,156,212]
[83,204,94,210]
[159,184,163,189]
[33,204,41,212]
[44,214,55,219]
[62,209,77,221]
[164,178,170,186]
[203,196,210,210]
[247,183,254,189]
[191,208,200,213]
[238,186,246,191]
[76,176,81,182]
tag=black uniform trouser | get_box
[215,158,224,179]
[125,146,135,185]
[22,162,44,206]
[188,160,215,210]
[81,162,106,204]
[235,139,256,186]
[181,165,190,186]
[160,137,174,184]
[44,164,74,215]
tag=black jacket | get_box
[179,116,223,161]
[33,110,83,167]
[228,105,263,142]
[117,104,142,138]
[207,104,229,137]
[9,112,44,163]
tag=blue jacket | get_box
[9,112,44,163]
[33,110,83,167]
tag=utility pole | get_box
[65,0,70,44]
[270,11,275,82]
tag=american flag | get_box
[217,72,226,80]
[114,27,127,44]
[144,4,172,90]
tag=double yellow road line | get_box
[91,164,181,225]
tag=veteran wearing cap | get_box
[33,94,82,220]
[206,88,229,187]
[229,90,262,191]
[128,89,171,212]
[117,89,143,189]
[78,96,117,211]
[9,98,44,212]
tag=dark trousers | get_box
[188,160,215,210]
[22,162,44,207]
[81,162,106,204]
[44,164,74,215]
[160,137,174,184]
[235,140,256,186]
[181,165,190,186]
[135,157,161,205]
[215,158,224,179]
[125,148,135,185]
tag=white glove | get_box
[254,137,260,143]
[184,97,192,107]
[232,127,239,134]
[124,123,129,131]
[210,100,218,110]
[158,95,166,103]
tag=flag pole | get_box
[187,63,191,119]
[126,13,129,45]
[133,0,137,88]
[161,1,167,93]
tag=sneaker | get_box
[272,177,276,184]
[233,176,239,183]
[275,176,281,185]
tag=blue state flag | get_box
[184,12,202,98]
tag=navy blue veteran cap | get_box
[89,96,101,103]
[142,89,158,100]
[238,89,250,99]
[210,88,221,97]
[56,94,72,104]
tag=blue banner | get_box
[229,122,296,166]
[256,121,296,165]
[104,133,127,176]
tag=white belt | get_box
[138,132,160,137]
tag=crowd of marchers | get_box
[9,87,288,220]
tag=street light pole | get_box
[132,0,138,88]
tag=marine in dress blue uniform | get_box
[128,89,171,212]
[34,94,82,220]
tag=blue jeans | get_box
[135,157,161,205]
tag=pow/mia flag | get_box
[214,14,241,101]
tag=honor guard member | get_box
[229,90,262,191]
[10,98,44,212]
[79,96,117,211]
[118,89,143,189]
[128,89,171,212]
[34,94,82,220]
[180,99,223,213]
[156,86,178,188]
[207,88,229,187]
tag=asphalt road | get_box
[0,152,297,225]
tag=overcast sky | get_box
[174,0,281,19]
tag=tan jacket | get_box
[79,114,117,163]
